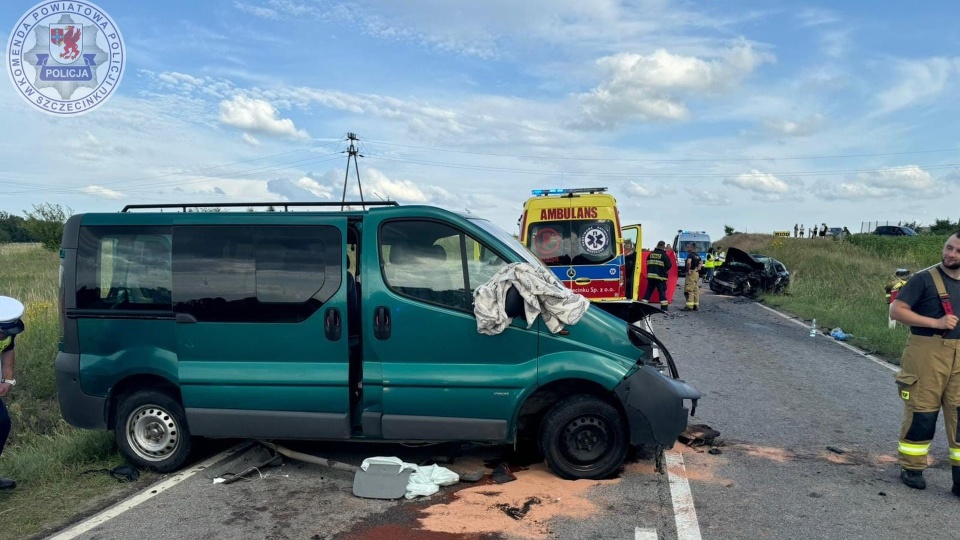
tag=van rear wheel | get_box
[539,395,627,480]
[115,390,192,473]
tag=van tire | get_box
[539,395,627,480]
[115,390,192,473]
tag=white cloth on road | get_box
[473,262,590,335]
[360,456,459,499]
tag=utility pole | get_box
[340,132,365,210]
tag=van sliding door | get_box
[172,221,351,440]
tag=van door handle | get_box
[325,308,342,341]
[373,306,391,340]
[175,313,197,324]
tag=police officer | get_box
[641,240,673,310]
[703,248,716,285]
[0,296,24,490]
[682,244,703,311]
[889,231,960,494]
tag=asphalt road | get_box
[49,284,958,540]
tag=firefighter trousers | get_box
[684,270,700,308]
[896,334,960,470]
[642,278,669,307]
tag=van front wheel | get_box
[539,395,627,480]
[115,390,192,473]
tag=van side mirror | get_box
[504,285,524,319]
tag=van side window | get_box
[173,225,341,322]
[77,226,172,310]
[381,221,506,311]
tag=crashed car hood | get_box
[721,247,765,272]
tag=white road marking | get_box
[754,303,897,372]
[666,449,703,540]
[635,527,659,540]
[47,442,252,540]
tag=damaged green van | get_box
[55,202,699,479]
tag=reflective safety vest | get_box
[705,254,715,269]
[0,336,10,352]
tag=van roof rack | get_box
[121,201,399,212]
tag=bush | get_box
[23,203,72,251]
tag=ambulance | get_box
[519,187,648,322]
[673,230,711,276]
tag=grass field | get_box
[715,233,945,362]
[0,243,155,540]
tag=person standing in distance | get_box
[682,244,703,312]
[641,241,672,310]
[0,296,25,490]
[889,230,960,494]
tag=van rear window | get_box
[173,225,341,322]
[76,225,342,322]
[77,226,173,310]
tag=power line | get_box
[364,153,960,179]
[364,139,960,163]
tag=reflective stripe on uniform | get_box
[950,447,960,462]
[898,441,931,456]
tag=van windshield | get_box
[470,218,545,268]
[525,220,617,266]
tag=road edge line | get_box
[754,303,898,373]
[665,449,703,540]
[47,441,253,540]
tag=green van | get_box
[55,202,699,480]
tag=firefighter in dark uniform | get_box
[682,244,703,311]
[642,240,672,310]
[889,230,960,494]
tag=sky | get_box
[2,0,960,248]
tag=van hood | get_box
[722,247,765,272]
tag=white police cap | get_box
[0,296,25,336]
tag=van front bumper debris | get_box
[613,365,701,447]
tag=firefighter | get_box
[641,240,672,310]
[889,231,960,494]
[885,269,911,303]
[682,244,703,311]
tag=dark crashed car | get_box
[710,247,790,296]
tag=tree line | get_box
[0,203,71,251]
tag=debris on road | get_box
[826,446,846,455]
[353,456,460,500]
[830,328,853,341]
[491,462,518,484]
[679,424,722,448]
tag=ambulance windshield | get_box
[526,220,616,266]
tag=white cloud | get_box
[815,165,947,200]
[240,133,261,147]
[688,188,730,206]
[724,170,789,193]
[83,185,125,200]
[295,176,335,199]
[573,41,774,129]
[764,113,825,137]
[233,1,279,19]
[218,96,309,139]
[622,181,674,198]
[796,8,840,27]
[876,57,960,114]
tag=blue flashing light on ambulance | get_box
[673,230,711,276]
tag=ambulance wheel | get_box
[540,395,627,480]
[115,390,192,473]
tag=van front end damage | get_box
[613,365,700,448]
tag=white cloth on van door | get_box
[473,262,590,335]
